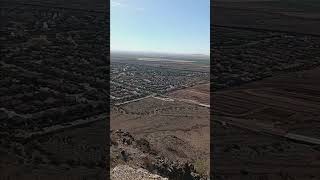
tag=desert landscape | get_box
[0,0,108,179]
[212,0,320,179]
[110,53,210,179]
[2,0,320,179]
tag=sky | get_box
[111,0,210,55]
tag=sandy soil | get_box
[213,67,320,179]
[168,83,210,105]
[111,97,210,173]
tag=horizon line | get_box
[111,49,210,56]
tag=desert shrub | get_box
[194,159,208,177]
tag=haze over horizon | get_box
[111,0,210,55]
[111,49,210,57]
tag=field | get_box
[215,67,320,139]
[167,83,210,106]
[213,0,320,35]
[112,52,210,72]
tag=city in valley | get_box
[2,0,320,180]
[1,0,211,179]
[110,51,211,179]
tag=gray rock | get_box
[111,165,168,180]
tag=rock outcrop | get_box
[110,129,206,180]
[111,165,168,180]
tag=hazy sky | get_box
[111,0,210,55]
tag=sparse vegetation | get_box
[194,159,208,177]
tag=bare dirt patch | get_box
[168,83,210,105]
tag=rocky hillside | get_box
[111,165,168,180]
[110,129,207,180]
